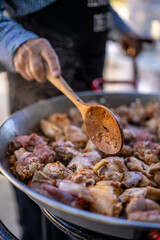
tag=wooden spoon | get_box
[47,73,123,154]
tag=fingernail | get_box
[52,70,59,77]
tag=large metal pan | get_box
[1,91,160,240]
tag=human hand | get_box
[14,38,61,82]
[121,32,153,57]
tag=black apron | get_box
[8,0,110,113]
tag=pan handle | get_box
[0,220,18,240]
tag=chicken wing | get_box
[89,182,122,217]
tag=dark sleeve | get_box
[109,5,132,34]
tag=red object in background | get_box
[91,77,137,92]
[91,78,104,91]
[149,230,160,240]
[91,57,138,92]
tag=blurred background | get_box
[1,0,160,239]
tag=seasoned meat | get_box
[83,139,98,152]
[93,157,128,182]
[40,119,63,140]
[118,145,133,157]
[145,186,160,202]
[126,197,160,222]
[52,139,78,162]
[68,107,82,126]
[133,141,159,165]
[127,210,160,222]
[49,113,70,129]
[125,156,150,177]
[14,148,41,180]
[119,188,146,203]
[123,128,136,142]
[137,173,157,188]
[145,101,160,118]
[115,105,130,121]
[115,101,147,124]
[123,126,157,143]
[153,143,160,155]
[89,182,122,217]
[71,169,100,186]
[41,183,88,209]
[96,181,123,196]
[68,151,101,172]
[145,117,160,134]
[43,162,72,180]
[127,197,160,213]
[121,171,142,188]
[13,133,46,151]
[33,143,56,164]
[63,125,88,149]
[57,180,93,202]
[114,114,128,128]
[148,163,160,185]
[128,101,147,124]
[145,118,160,141]
[31,170,55,185]
[119,186,160,203]
[136,129,158,142]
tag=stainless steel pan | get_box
[1,91,160,239]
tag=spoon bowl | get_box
[83,104,123,154]
[46,73,123,154]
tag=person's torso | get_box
[27,0,110,56]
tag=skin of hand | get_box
[14,38,61,82]
[121,32,143,57]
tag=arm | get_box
[109,5,143,57]
[0,2,60,81]
[0,2,39,72]
[109,5,132,34]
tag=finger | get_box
[16,64,34,81]
[121,38,128,51]
[25,63,35,81]
[127,47,136,57]
[41,43,61,77]
[131,41,142,57]
[14,53,34,81]
[28,55,46,82]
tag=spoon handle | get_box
[47,72,86,111]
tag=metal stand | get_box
[0,220,18,240]
[41,208,126,240]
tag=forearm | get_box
[109,5,132,34]
[0,5,39,72]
